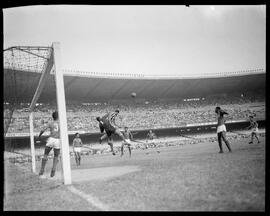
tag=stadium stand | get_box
[5,92,265,134]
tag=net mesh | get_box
[4,46,54,161]
[4,46,52,73]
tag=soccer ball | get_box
[131,92,136,98]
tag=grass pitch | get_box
[4,136,265,211]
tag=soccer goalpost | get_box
[4,42,72,185]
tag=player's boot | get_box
[108,143,115,155]
[50,169,55,178]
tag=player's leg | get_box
[108,136,115,155]
[120,142,124,157]
[254,132,260,143]
[217,132,223,153]
[74,151,79,166]
[39,145,52,175]
[50,138,61,177]
[145,140,148,149]
[249,132,255,144]
[125,139,132,157]
[77,149,81,165]
[99,133,108,144]
[221,131,232,152]
[51,148,60,177]
[114,128,127,142]
[128,144,131,157]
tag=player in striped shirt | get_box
[96,109,128,155]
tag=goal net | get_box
[4,46,52,153]
[4,43,71,184]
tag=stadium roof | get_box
[4,69,265,103]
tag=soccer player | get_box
[120,126,133,157]
[96,109,128,155]
[246,116,260,144]
[73,133,83,166]
[37,111,60,178]
[215,107,232,153]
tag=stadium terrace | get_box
[4,68,265,103]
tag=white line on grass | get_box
[68,185,110,211]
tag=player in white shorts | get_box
[37,111,60,178]
[215,107,232,153]
[246,115,260,144]
[73,133,83,165]
[146,130,157,148]
[120,126,133,157]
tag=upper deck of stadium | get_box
[4,68,265,103]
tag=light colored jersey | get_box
[147,132,156,140]
[73,138,83,147]
[122,130,133,140]
[108,112,118,127]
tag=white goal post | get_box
[28,42,72,185]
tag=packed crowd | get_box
[4,93,265,134]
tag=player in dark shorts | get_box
[246,115,260,144]
[215,107,232,153]
[96,109,128,155]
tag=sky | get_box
[3,5,266,76]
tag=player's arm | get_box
[220,110,228,116]
[129,131,134,141]
[79,138,83,147]
[38,124,49,137]
[99,122,105,133]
